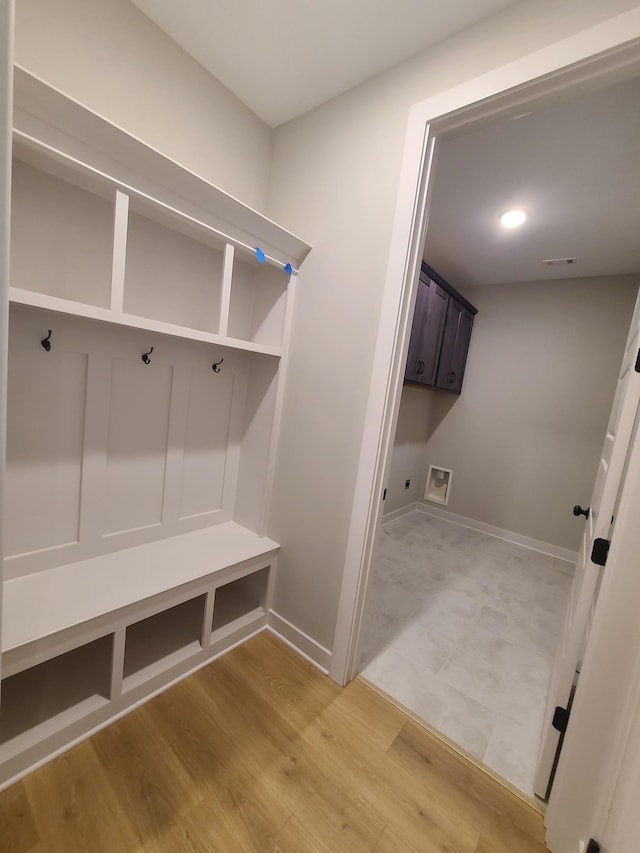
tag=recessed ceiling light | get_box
[499,209,527,229]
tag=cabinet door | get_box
[405,276,448,385]
[419,281,448,385]
[436,299,474,393]
[404,274,430,383]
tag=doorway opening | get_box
[349,61,640,800]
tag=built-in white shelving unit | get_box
[0,66,310,788]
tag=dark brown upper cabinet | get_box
[404,263,477,394]
[405,272,448,385]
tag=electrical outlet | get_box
[405,479,411,489]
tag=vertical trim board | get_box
[219,242,234,337]
[262,275,297,537]
[109,628,125,700]
[103,356,174,536]
[202,588,215,648]
[0,0,15,697]
[78,351,112,546]
[162,364,190,524]
[110,189,129,313]
[221,355,247,520]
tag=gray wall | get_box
[13,0,640,652]
[416,276,638,550]
[385,386,435,514]
[14,0,272,210]
[266,0,640,648]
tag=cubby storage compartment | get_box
[0,636,112,758]
[212,567,269,636]
[122,596,206,691]
[10,157,114,308]
[124,204,224,333]
[228,257,288,348]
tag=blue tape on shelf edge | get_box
[255,247,266,263]
[284,262,293,277]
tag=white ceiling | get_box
[129,0,640,288]
[130,0,515,127]
[425,75,640,287]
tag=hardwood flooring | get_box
[0,631,550,852]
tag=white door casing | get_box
[332,7,640,687]
[535,286,640,799]
[0,0,15,698]
[329,9,640,851]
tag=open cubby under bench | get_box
[0,523,277,786]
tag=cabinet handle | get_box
[416,360,424,375]
[449,371,456,383]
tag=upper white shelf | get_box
[10,66,311,356]
[2,522,278,654]
[13,66,312,270]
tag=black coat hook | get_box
[141,346,154,365]
[41,330,52,351]
[212,358,224,373]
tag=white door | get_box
[535,286,640,799]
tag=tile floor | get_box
[358,510,574,797]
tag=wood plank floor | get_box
[0,631,550,852]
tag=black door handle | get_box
[573,505,590,519]
[449,371,456,384]
[417,360,424,375]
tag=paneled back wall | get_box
[5,305,255,579]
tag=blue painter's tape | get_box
[283,262,293,277]
[255,247,266,263]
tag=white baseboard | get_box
[267,611,332,674]
[381,503,418,524]
[415,502,578,565]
